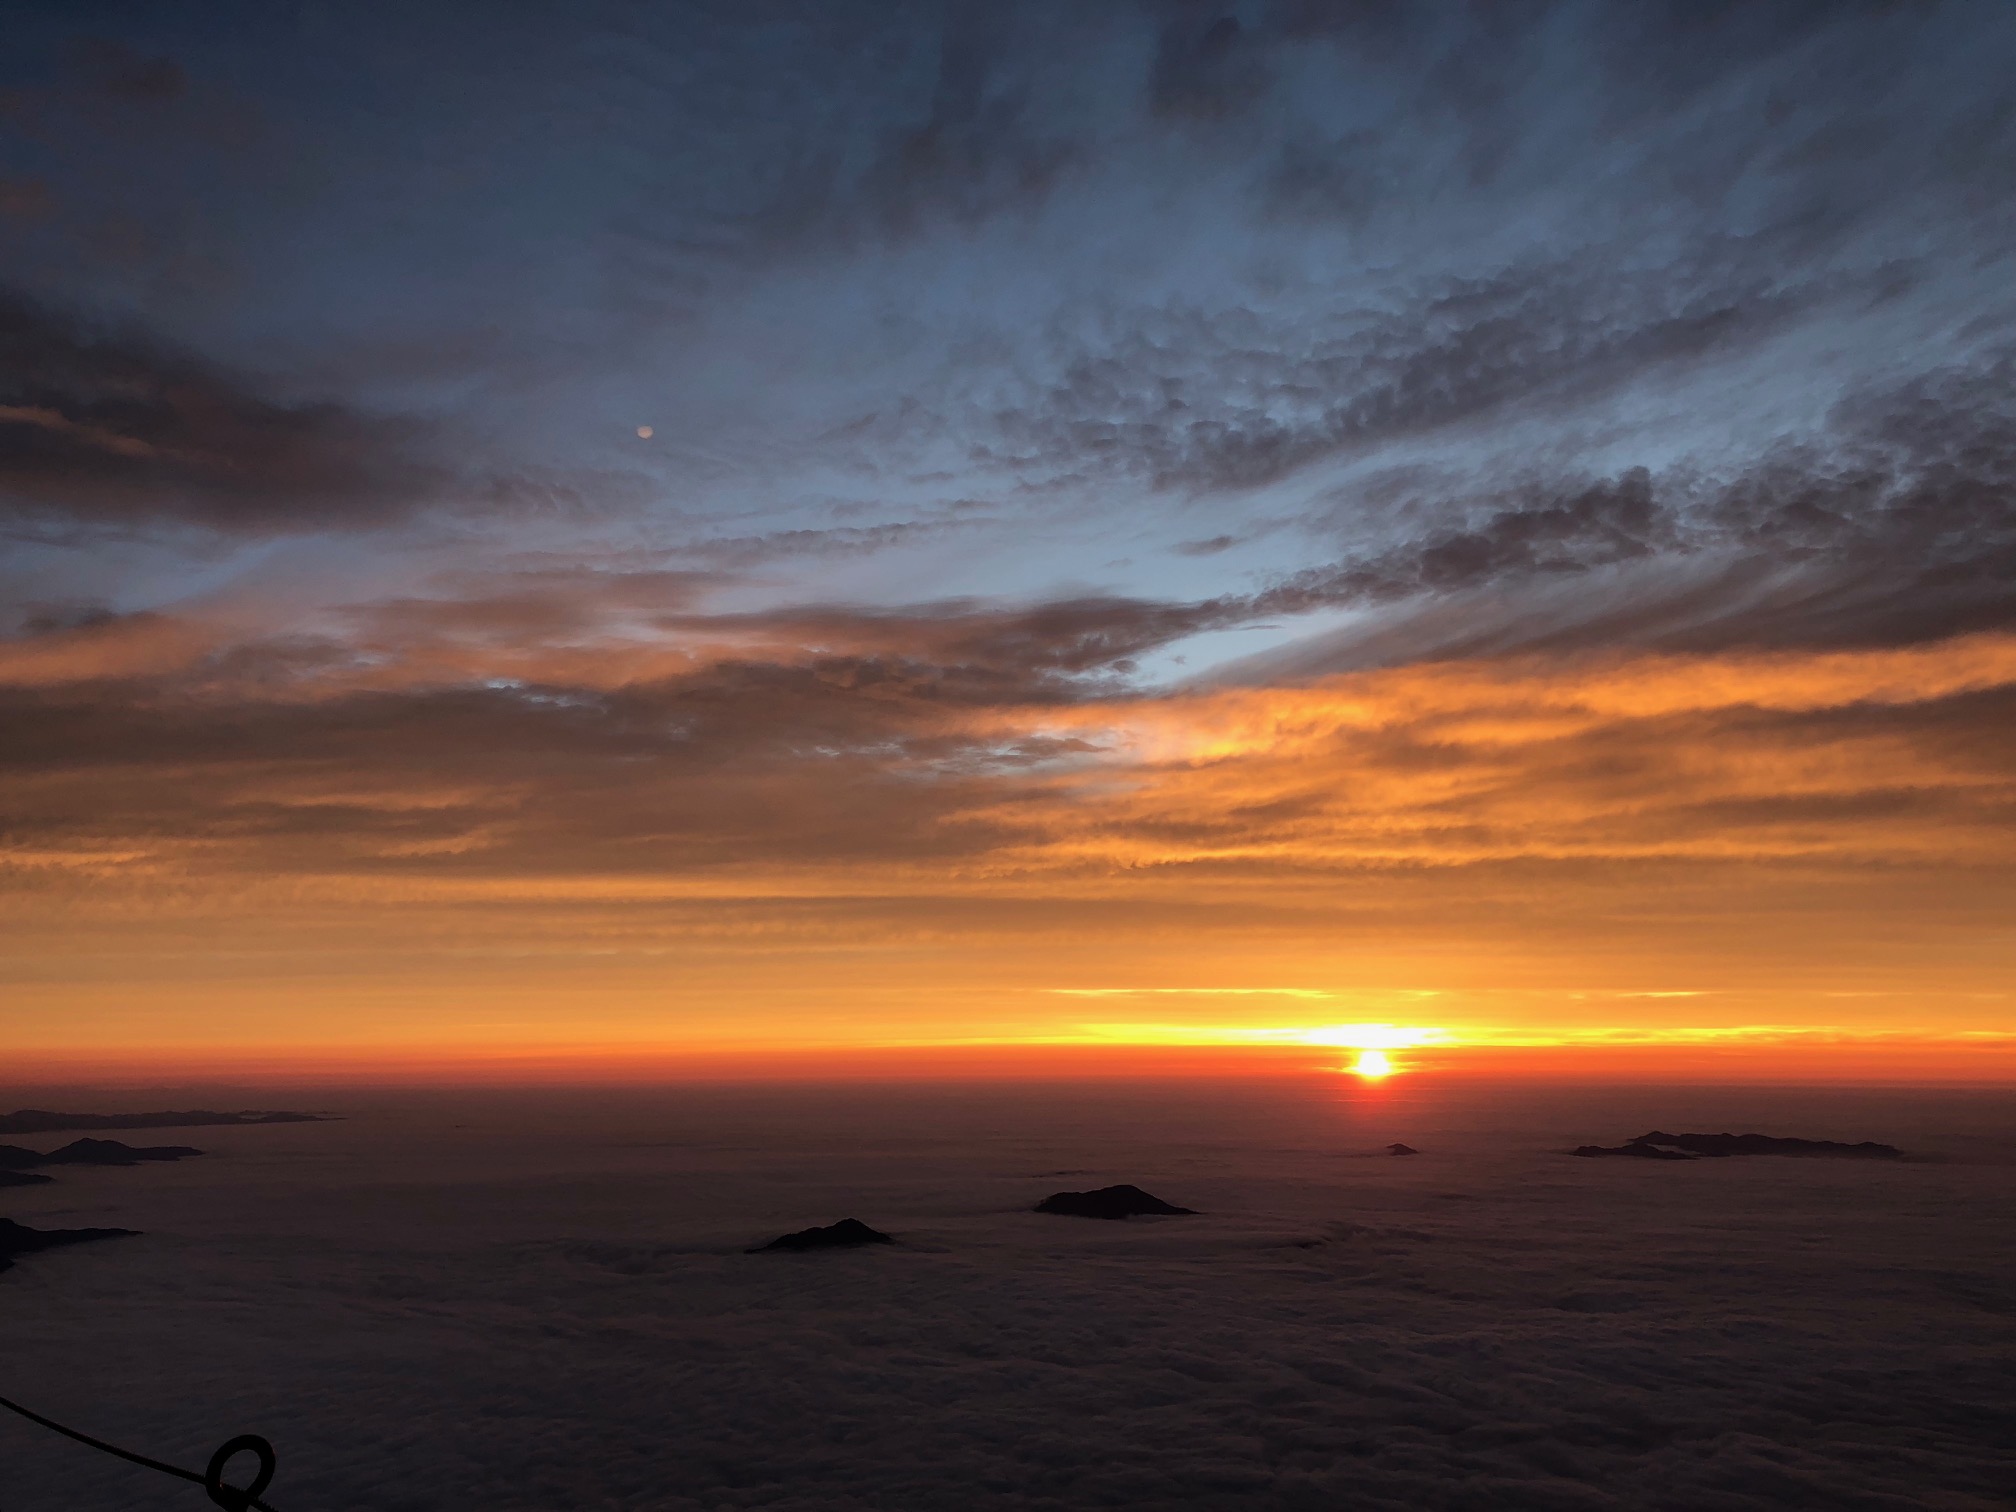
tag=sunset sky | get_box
[4,1,2014,1079]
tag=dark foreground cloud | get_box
[4,1085,2013,1511]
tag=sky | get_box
[3,0,2015,1078]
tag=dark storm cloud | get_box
[580,0,1101,304]
[1149,10,1260,122]
[1258,469,1677,609]
[1238,349,2016,664]
[587,0,1965,289]
[812,0,2014,663]
[972,219,1941,498]
[561,0,1931,272]
[912,0,2011,506]
[0,290,440,532]
[854,13,1081,239]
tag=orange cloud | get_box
[946,633,2016,876]
[3,616,2013,1072]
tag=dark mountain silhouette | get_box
[0,1169,53,1187]
[0,1218,137,1274]
[1035,1184,1196,1219]
[750,1218,895,1253]
[0,1138,201,1169]
[1387,1143,1419,1156]
[1574,1130,1905,1160]
[0,1109,328,1136]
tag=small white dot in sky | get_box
[636,425,654,439]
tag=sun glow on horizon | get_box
[1065,1020,1450,1050]
[1348,1049,1396,1079]
[1301,1024,1443,1050]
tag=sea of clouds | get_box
[2,1078,2013,1511]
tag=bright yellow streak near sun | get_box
[1349,1050,1395,1079]
[1296,1023,1441,1050]
[1057,1019,1448,1056]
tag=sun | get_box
[1349,1049,1395,1079]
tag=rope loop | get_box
[1,1391,282,1509]
[204,1434,277,1511]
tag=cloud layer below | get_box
[5,1081,2014,1510]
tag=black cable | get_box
[0,1392,279,1511]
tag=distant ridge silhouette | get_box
[0,1138,202,1169]
[1574,1130,1905,1160]
[1637,1130,1903,1158]
[0,1217,138,1274]
[0,1109,328,1136]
